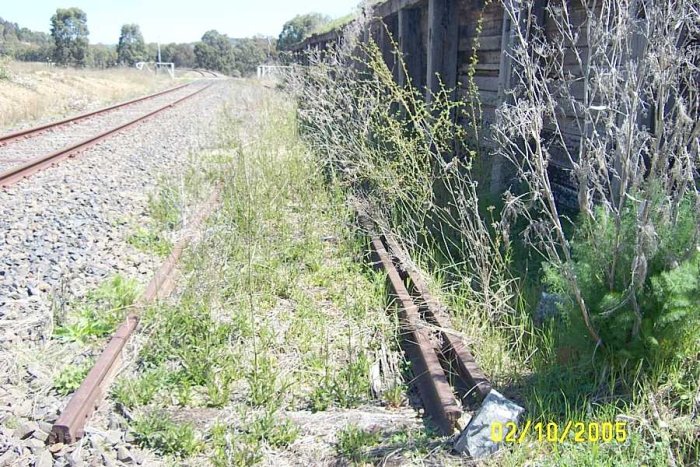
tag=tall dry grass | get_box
[0,60,176,130]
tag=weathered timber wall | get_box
[291,0,599,204]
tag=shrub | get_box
[544,190,699,367]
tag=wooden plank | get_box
[398,7,425,90]
[459,15,504,37]
[472,75,501,92]
[478,89,501,106]
[477,49,506,65]
[426,0,459,103]
[374,0,425,19]
[543,6,590,35]
[459,33,503,52]
[472,62,501,71]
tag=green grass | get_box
[53,360,93,395]
[147,183,182,231]
[127,227,172,256]
[132,413,202,458]
[112,86,403,464]
[54,275,139,343]
[336,425,381,463]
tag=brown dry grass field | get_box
[0,60,177,131]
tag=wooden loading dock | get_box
[290,0,639,208]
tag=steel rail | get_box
[0,83,213,188]
[360,216,492,434]
[49,188,221,445]
[382,234,492,404]
[362,222,462,435]
[0,82,192,146]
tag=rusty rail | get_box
[0,83,213,188]
[382,234,492,404]
[361,216,491,435]
[0,82,192,146]
[49,188,221,444]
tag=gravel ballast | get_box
[0,79,240,466]
[0,83,204,174]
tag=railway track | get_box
[0,81,213,188]
[49,188,221,444]
[360,216,491,435]
[12,75,489,443]
[46,209,491,444]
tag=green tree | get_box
[116,24,146,66]
[50,8,89,66]
[160,42,196,68]
[0,17,52,60]
[194,30,234,74]
[88,44,117,68]
[231,36,275,76]
[277,13,330,51]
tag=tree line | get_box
[0,8,276,76]
[1,8,339,74]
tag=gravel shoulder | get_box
[0,79,241,467]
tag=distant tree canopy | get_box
[0,17,52,60]
[277,13,330,51]
[159,42,196,68]
[231,36,276,76]
[88,44,117,68]
[50,7,89,66]
[2,11,277,74]
[194,30,235,74]
[116,23,146,65]
[193,31,275,77]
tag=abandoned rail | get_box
[361,216,491,435]
[0,82,213,188]
[49,188,221,444]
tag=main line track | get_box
[0,82,213,188]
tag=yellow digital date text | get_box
[490,421,628,444]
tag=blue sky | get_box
[2,0,360,44]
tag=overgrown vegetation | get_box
[286,1,699,464]
[132,413,203,457]
[113,87,406,464]
[54,275,139,343]
[53,359,93,395]
[336,425,381,463]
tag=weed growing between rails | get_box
[285,2,699,464]
[110,88,438,465]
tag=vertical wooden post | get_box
[378,17,397,78]
[398,7,424,91]
[490,0,520,195]
[496,0,518,102]
[387,14,400,83]
[426,0,459,103]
